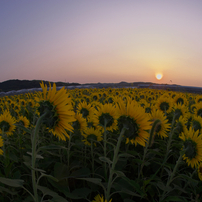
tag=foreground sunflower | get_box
[0,110,16,135]
[116,100,151,147]
[35,82,76,140]
[179,128,202,168]
[0,136,3,155]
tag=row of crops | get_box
[0,81,202,202]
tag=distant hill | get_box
[0,79,80,92]
[0,79,202,95]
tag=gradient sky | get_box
[1,0,202,87]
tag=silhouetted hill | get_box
[0,79,80,92]
[1,79,202,95]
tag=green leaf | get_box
[40,173,59,182]
[56,188,91,200]
[70,167,90,178]
[38,185,68,202]
[27,152,44,159]
[0,186,18,195]
[23,155,31,168]
[118,153,134,158]
[14,124,32,134]
[178,174,198,186]
[164,196,183,201]
[99,156,112,164]
[173,184,187,193]
[39,145,67,151]
[113,182,142,198]
[54,162,69,180]
[77,178,102,185]
[164,167,172,176]
[114,170,126,178]
[124,199,136,202]
[72,188,91,198]
[121,176,144,196]
[156,181,172,192]
[0,177,24,187]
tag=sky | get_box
[1,0,202,87]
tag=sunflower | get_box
[198,163,202,181]
[194,102,202,118]
[77,101,95,120]
[0,136,3,155]
[172,103,188,120]
[191,115,202,133]
[149,109,170,139]
[92,194,112,202]
[179,127,202,168]
[186,112,194,130]
[0,110,16,135]
[91,92,100,101]
[72,113,87,132]
[16,115,30,131]
[195,95,202,104]
[26,99,36,108]
[141,101,153,113]
[35,81,76,140]
[116,100,151,147]
[86,116,98,130]
[93,103,118,132]
[173,93,188,106]
[155,95,173,114]
[138,99,148,108]
[19,99,26,107]
[82,127,103,146]
[175,116,187,134]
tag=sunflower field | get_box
[0,81,202,202]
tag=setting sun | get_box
[156,73,163,80]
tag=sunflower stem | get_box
[31,112,47,202]
[160,114,176,178]
[138,119,161,179]
[149,119,161,147]
[91,141,95,177]
[105,127,126,202]
[138,142,149,179]
[160,150,184,201]
[67,132,72,168]
[103,121,107,181]
[2,130,6,156]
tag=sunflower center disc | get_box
[38,100,59,129]
[159,102,169,112]
[99,113,114,128]
[0,120,10,132]
[184,140,197,159]
[118,116,139,139]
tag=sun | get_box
[156,73,163,80]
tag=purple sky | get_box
[1,0,202,86]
